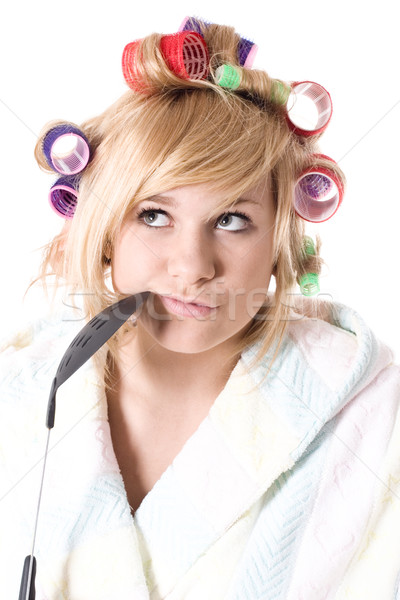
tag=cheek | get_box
[111,232,157,293]
[236,242,274,288]
[111,237,128,292]
[233,246,274,316]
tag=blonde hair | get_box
[33,22,345,387]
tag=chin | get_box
[157,338,214,355]
[142,320,222,354]
[138,308,249,357]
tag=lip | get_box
[158,294,218,318]
[168,294,217,308]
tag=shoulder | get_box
[0,305,103,508]
[286,300,398,395]
[0,308,105,598]
[240,300,399,454]
[0,307,89,476]
[0,308,85,397]
[244,299,398,397]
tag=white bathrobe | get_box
[1,301,399,599]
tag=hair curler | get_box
[237,37,258,69]
[214,64,241,89]
[122,31,209,92]
[49,175,79,219]
[43,124,90,175]
[122,40,146,91]
[160,31,209,80]
[179,15,204,34]
[299,236,320,296]
[286,81,333,137]
[299,272,320,296]
[179,16,258,68]
[294,157,343,223]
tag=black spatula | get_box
[18,291,149,600]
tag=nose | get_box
[167,229,216,284]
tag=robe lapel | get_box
[134,351,301,597]
[133,314,377,597]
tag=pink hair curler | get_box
[286,81,333,137]
[122,31,209,92]
[49,175,79,219]
[294,159,343,223]
[43,124,90,175]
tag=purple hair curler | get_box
[286,81,333,137]
[299,173,333,199]
[179,16,258,68]
[49,175,80,219]
[43,124,90,175]
[179,16,204,34]
[237,37,258,68]
[294,164,343,223]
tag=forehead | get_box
[141,178,273,211]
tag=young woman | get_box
[1,17,399,600]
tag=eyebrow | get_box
[144,195,178,207]
[233,197,261,207]
[143,195,261,207]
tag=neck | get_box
[108,322,242,407]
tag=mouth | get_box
[158,294,218,318]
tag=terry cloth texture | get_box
[0,301,399,599]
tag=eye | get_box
[216,211,250,231]
[137,208,170,228]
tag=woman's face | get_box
[111,179,275,355]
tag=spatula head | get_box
[46,292,149,428]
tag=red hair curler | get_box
[286,81,333,137]
[122,31,209,92]
[160,32,209,80]
[122,40,144,91]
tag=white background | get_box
[0,0,399,359]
